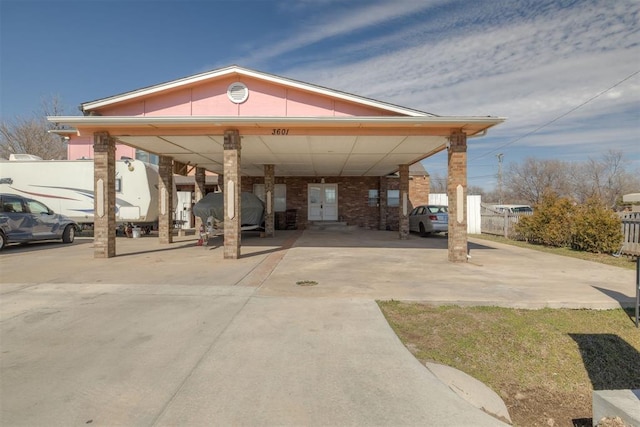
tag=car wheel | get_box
[419,222,426,237]
[0,231,5,250]
[62,225,75,243]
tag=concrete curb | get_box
[426,362,512,425]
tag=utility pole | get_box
[496,153,504,204]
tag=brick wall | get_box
[243,174,429,230]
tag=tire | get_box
[419,222,431,237]
[62,225,75,243]
[0,231,5,251]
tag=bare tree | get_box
[429,172,447,193]
[0,95,70,160]
[505,157,571,205]
[571,150,640,207]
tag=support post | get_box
[379,176,387,231]
[194,167,206,233]
[93,132,116,258]
[447,130,468,262]
[158,156,174,244]
[398,164,409,239]
[264,164,275,237]
[223,130,241,259]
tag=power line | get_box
[471,69,640,162]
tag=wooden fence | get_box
[619,211,640,257]
[480,204,531,238]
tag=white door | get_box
[308,184,338,221]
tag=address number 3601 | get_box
[272,129,290,135]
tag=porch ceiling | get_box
[50,115,505,177]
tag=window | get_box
[26,199,50,214]
[253,184,287,212]
[368,189,379,207]
[115,178,122,193]
[387,189,400,207]
[135,149,159,165]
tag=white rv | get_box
[0,154,161,229]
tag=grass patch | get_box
[378,302,640,427]
[470,234,637,270]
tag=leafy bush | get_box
[516,193,574,247]
[572,197,622,253]
[515,194,622,253]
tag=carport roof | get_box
[49,115,505,177]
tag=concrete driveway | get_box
[1,229,636,426]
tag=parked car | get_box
[408,205,449,236]
[491,204,533,214]
[0,193,78,250]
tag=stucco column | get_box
[223,130,241,259]
[264,164,275,237]
[379,176,387,231]
[447,130,468,262]
[398,164,410,239]
[194,167,206,233]
[158,156,174,244]
[93,132,116,258]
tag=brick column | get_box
[194,167,206,233]
[158,156,174,244]
[93,132,116,258]
[264,164,275,237]
[398,165,411,240]
[223,130,241,259]
[447,130,468,262]
[398,164,409,239]
[379,176,387,230]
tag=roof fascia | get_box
[81,66,431,117]
[48,115,505,129]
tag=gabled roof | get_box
[81,65,435,117]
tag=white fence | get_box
[428,194,482,234]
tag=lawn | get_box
[379,236,639,426]
[378,303,640,427]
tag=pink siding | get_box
[91,75,392,118]
[286,90,334,116]
[101,101,145,116]
[67,136,136,160]
[238,79,287,116]
[143,89,192,116]
[191,79,239,116]
[67,136,93,160]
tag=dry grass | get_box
[470,234,637,270]
[378,302,640,427]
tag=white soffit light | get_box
[227,82,249,104]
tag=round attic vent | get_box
[227,82,249,104]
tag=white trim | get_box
[48,115,506,133]
[81,65,432,117]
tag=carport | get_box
[49,66,504,262]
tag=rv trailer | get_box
[0,154,162,231]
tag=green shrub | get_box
[515,194,623,254]
[572,197,622,253]
[516,193,574,247]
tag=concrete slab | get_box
[426,362,512,424]
[1,228,636,426]
[593,389,640,427]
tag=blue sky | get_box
[1,0,638,190]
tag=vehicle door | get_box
[0,195,33,240]
[25,199,58,239]
[408,206,424,231]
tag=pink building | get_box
[53,65,504,260]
